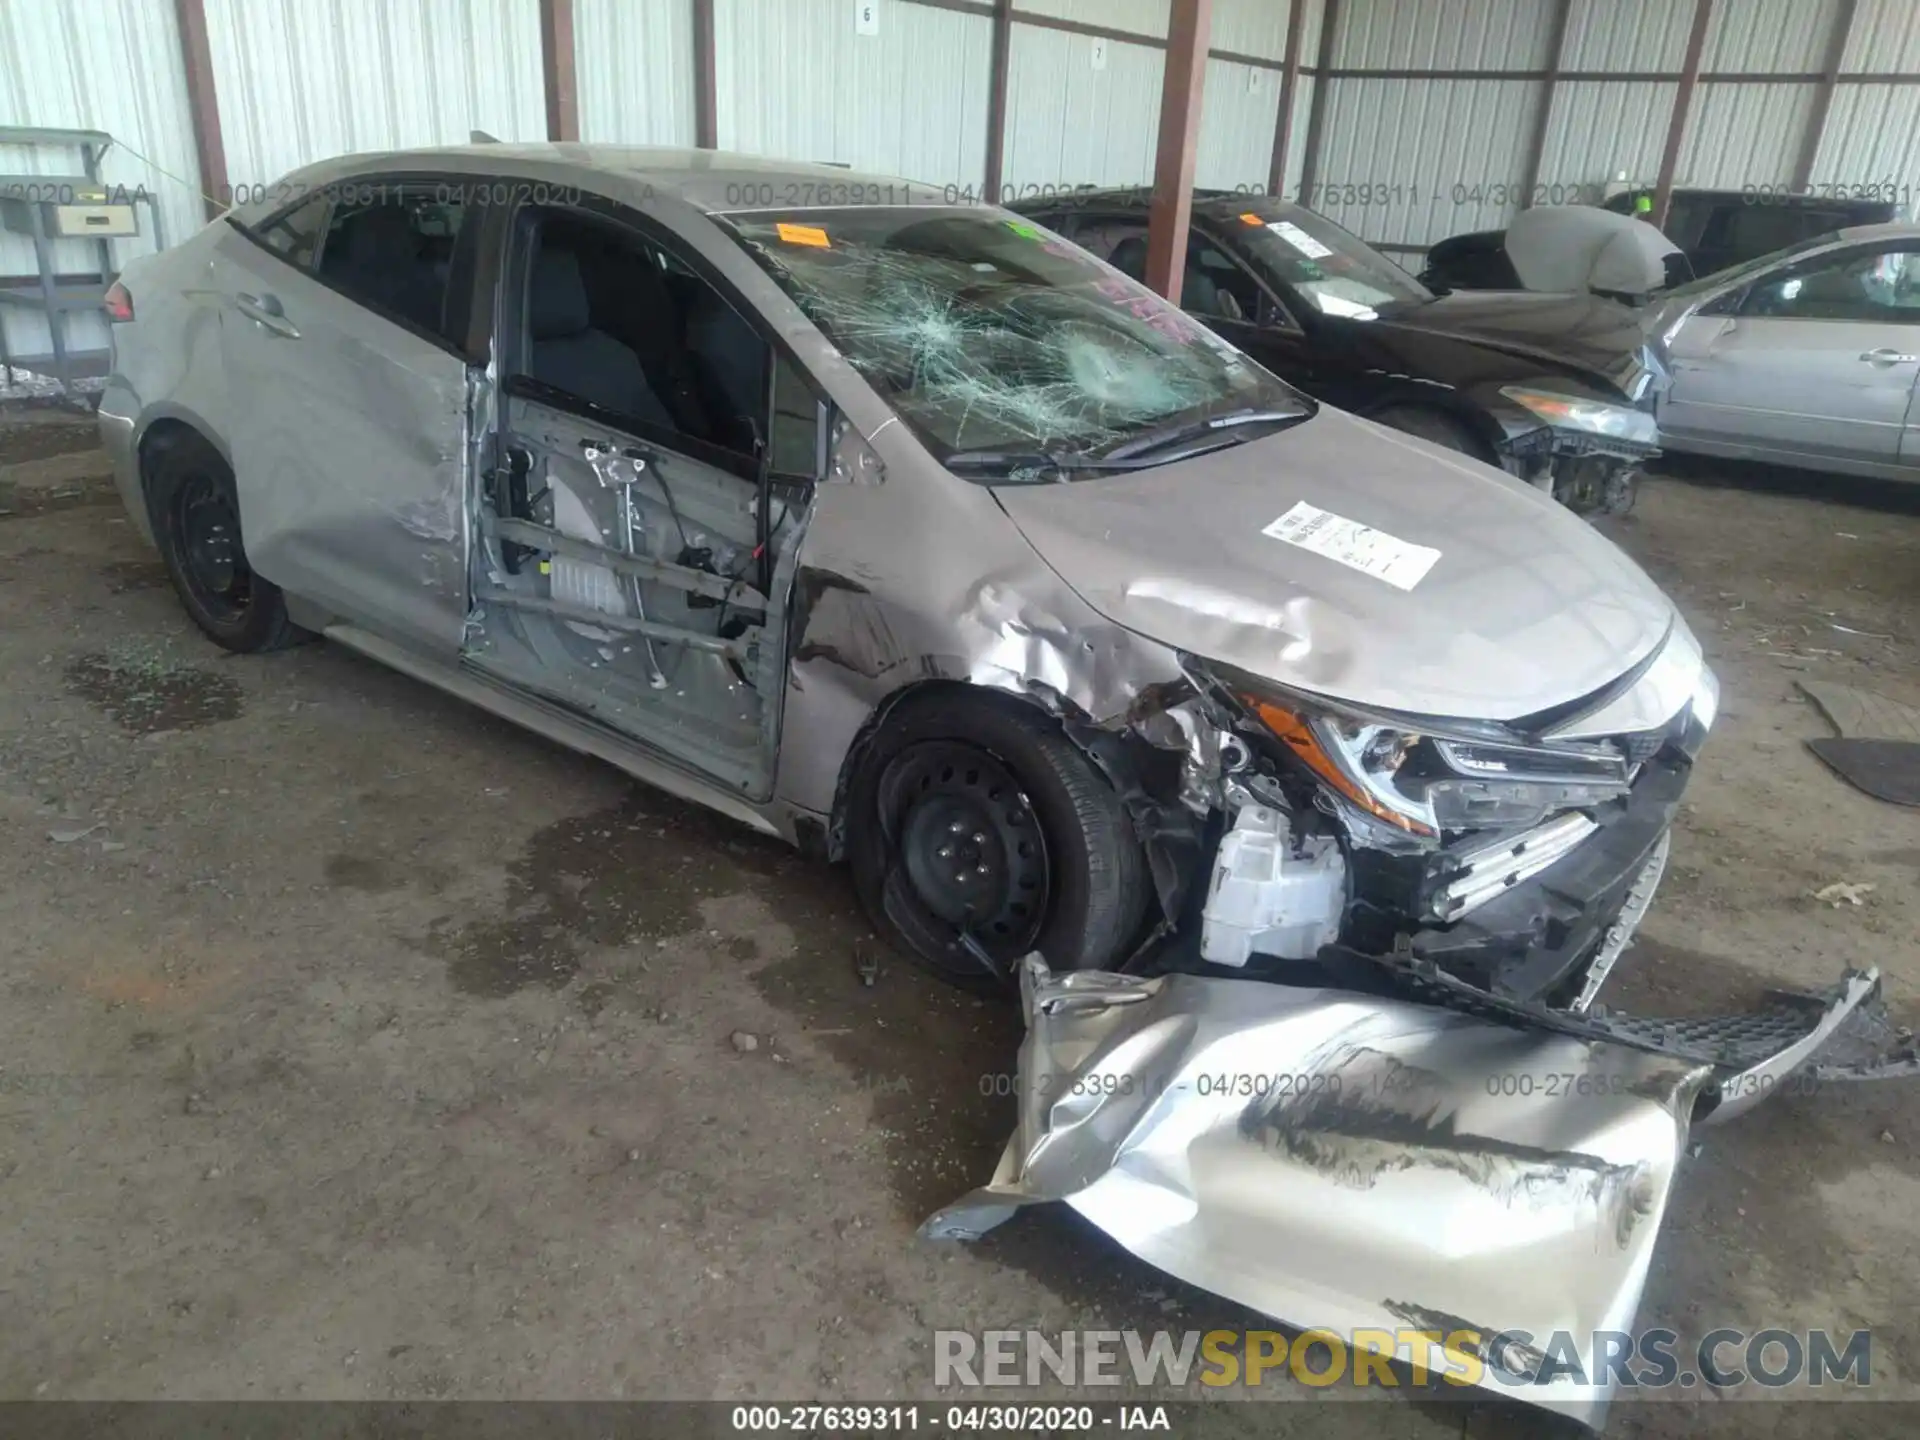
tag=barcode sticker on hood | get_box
[1262,501,1441,590]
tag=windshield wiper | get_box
[943,449,1154,480]
[1094,407,1306,462]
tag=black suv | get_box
[1017,189,1664,514]
[1419,188,1902,292]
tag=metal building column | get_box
[539,0,579,142]
[1266,0,1306,198]
[1793,0,1858,189]
[1651,0,1713,231]
[984,0,1014,202]
[693,0,719,149]
[1516,0,1571,209]
[1297,0,1340,203]
[172,0,229,216]
[1144,0,1213,304]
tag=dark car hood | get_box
[1371,291,1658,398]
[992,406,1676,723]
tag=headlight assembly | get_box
[1498,385,1659,447]
[1238,688,1633,839]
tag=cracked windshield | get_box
[722,208,1305,474]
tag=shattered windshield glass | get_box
[1222,201,1431,319]
[719,207,1305,474]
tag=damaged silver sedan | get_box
[103,144,1714,1006]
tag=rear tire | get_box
[147,432,304,653]
[1372,405,1495,463]
[847,694,1150,991]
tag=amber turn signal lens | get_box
[1247,698,1434,837]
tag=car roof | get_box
[1826,220,1920,244]
[234,142,958,220]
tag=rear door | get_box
[211,178,482,653]
[1659,241,1920,463]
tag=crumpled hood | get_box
[993,407,1677,722]
[1376,289,1661,398]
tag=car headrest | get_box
[1108,235,1149,281]
[345,203,419,267]
[529,247,592,340]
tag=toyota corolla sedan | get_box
[98,145,1715,1011]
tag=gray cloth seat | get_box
[684,286,767,433]
[528,248,672,428]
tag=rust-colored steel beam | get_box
[983,0,1013,202]
[1143,0,1213,305]
[1651,0,1714,231]
[1793,0,1857,189]
[539,0,579,142]
[1267,0,1307,198]
[693,0,718,149]
[1516,0,1571,210]
[172,0,229,216]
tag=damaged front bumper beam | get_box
[924,955,1907,1425]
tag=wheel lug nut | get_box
[937,845,952,858]
[975,864,989,876]
[971,832,986,843]
[949,820,964,834]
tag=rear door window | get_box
[250,193,330,269]
[315,188,471,346]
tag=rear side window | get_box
[252,194,330,268]
[316,190,470,345]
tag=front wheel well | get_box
[826,680,1068,863]
[1363,401,1502,465]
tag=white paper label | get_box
[1268,220,1333,258]
[1262,501,1441,591]
[854,0,879,35]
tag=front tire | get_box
[147,432,303,653]
[847,694,1150,989]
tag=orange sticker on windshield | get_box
[1239,212,1265,225]
[777,223,831,247]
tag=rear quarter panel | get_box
[98,221,237,542]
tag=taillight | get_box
[104,281,134,322]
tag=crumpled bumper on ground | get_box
[923,955,1900,1426]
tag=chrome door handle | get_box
[235,291,299,338]
[1859,347,1918,364]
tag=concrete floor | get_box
[2,405,1917,1436]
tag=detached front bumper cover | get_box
[924,955,1897,1426]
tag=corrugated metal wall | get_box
[12,0,1920,370]
[576,0,696,147]
[0,0,198,362]
[711,0,991,187]
[203,0,547,190]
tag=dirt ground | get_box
[2,403,1917,1437]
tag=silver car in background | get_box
[1651,221,1920,479]
[98,144,1716,1012]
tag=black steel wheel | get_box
[847,693,1150,990]
[147,430,303,652]
[885,741,1051,955]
